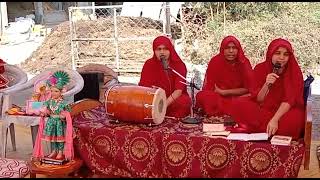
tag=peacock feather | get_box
[52,71,70,89]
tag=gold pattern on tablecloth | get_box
[92,135,112,158]
[130,137,150,161]
[283,143,304,177]
[87,128,118,175]
[165,141,187,166]
[207,145,228,169]
[122,132,158,177]
[248,148,272,175]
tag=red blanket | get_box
[73,106,304,178]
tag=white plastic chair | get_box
[0,64,28,158]
[1,68,84,158]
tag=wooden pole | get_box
[223,2,226,36]
[34,2,44,24]
[165,2,171,37]
[210,4,213,21]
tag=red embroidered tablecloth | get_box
[73,106,304,178]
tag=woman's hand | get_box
[214,84,225,96]
[266,118,279,137]
[265,73,279,86]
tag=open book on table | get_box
[227,133,269,141]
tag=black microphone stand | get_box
[168,67,202,124]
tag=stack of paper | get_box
[227,133,269,141]
[203,123,225,132]
[204,131,231,137]
[270,135,292,146]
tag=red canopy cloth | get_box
[73,105,304,178]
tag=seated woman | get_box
[222,38,305,139]
[139,35,191,118]
[196,35,253,117]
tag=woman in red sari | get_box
[224,38,305,139]
[196,35,253,116]
[139,36,191,118]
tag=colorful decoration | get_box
[47,71,70,90]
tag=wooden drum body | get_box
[105,85,167,125]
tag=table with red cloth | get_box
[72,105,305,178]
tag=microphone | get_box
[268,62,281,88]
[160,55,169,71]
[160,58,200,90]
[179,80,201,90]
[191,83,201,91]
[272,62,281,75]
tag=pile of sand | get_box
[20,16,181,74]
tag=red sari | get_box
[196,35,253,116]
[0,59,8,89]
[139,36,191,118]
[224,38,305,139]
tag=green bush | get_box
[180,2,320,75]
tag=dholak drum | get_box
[105,85,167,125]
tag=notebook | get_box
[203,123,225,132]
[270,135,292,146]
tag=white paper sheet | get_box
[227,133,268,141]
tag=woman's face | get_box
[271,46,290,68]
[155,45,170,61]
[223,42,238,62]
[50,87,62,99]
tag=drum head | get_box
[152,88,167,124]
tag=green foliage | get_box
[185,2,283,21]
[312,11,320,24]
[180,2,320,75]
[227,2,283,20]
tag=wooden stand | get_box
[28,158,83,178]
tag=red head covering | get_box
[139,35,188,96]
[152,35,183,63]
[202,35,253,92]
[263,38,304,106]
[218,35,249,63]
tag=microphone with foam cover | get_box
[268,62,281,88]
[272,62,281,75]
[160,56,169,70]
